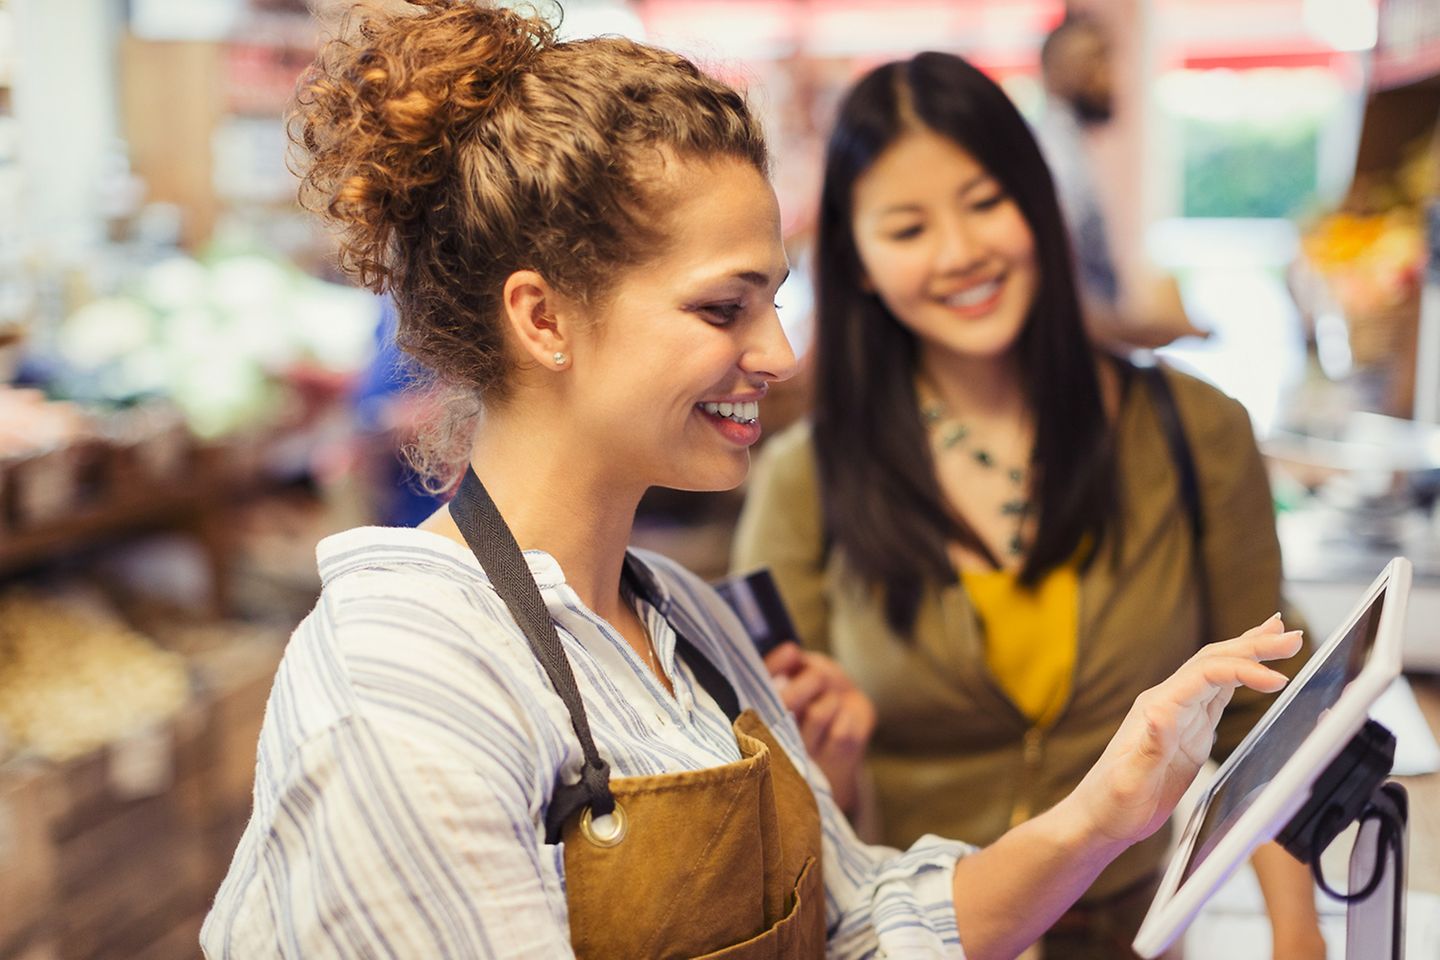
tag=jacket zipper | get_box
[1010,726,1046,828]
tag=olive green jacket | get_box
[732,366,1309,902]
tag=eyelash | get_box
[701,302,745,325]
[887,193,1009,240]
[698,301,783,326]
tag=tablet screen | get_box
[1179,592,1386,882]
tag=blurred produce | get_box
[1298,133,1437,409]
[1301,127,1434,414]
[0,588,189,762]
[39,251,377,439]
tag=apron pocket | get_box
[692,856,824,960]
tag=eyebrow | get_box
[700,267,791,289]
[874,172,995,217]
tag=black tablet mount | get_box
[1276,718,1408,959]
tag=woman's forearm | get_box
[1251,840,1326,958]
[949,795,1126,960]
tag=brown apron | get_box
[450,467,827,959]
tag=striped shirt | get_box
[200,527,971,958]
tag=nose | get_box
[935,211,985,276]
[743,304,798,384]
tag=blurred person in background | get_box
[1036,12,1204,351]
[734,51,1323,959]
[200,4,1304,958]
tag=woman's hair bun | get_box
[287,2,767,488]
[290,1,555,290]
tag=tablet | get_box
[1132,556,1412,958]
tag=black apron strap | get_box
[621,555,743,724]
[450,466,744,844]
[449,466,614,842]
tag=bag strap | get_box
[1136,363,1213,646]
[449,465,740,844]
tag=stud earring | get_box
[553,351,568,367]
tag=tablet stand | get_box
[1276,719,1408,959]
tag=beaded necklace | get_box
[920,397,1032,558]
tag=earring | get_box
[553,351,568,367]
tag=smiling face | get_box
[562,156,795,493]
[850,129,1039,365]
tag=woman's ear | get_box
[501,269,575,371]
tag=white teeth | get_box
[944,279,1002,308]
[700,401,760,423]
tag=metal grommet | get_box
[579,802,628,848]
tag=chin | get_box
[662,452,751,494]
[948,325,1025,360]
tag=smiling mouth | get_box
[939,276,1004,308]
[698,400,759,424]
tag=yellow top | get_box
[961,562,1079,729]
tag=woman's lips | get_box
[696,403,762,446]
[937,275,1005,317]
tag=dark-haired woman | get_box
[201,7,1303,957]
[734,53,1323,959]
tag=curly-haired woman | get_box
[201,8,1301,958]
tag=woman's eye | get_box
[972,193,1006,212]
[889,224,924,241]
[701,302,744,325]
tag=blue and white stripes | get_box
[201,526,970,958]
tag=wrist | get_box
[1039,794,1130,868]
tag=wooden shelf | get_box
[0,481,219,579]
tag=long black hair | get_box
[812,51,1119,637]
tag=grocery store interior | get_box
[1,0,1438,957]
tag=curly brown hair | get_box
[289,1,769,484]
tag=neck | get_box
[448,404,644,621]
[919,347,1027,423]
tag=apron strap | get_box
[621,555,742,724]
[450,466,743,844]
[450,466,616,839]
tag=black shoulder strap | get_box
[450,466,743,844]
[622,555,742,723]
[1137,363,1213,645]
[449,467,614,842]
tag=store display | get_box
[1301,134,1436,376]
[44,252,376,438]
[0,572,286,960]
[0,588,189,763]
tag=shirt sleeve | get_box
[212,714,576,960]
[201,591,580,960]
[1176,374,1312,759]
[731,424,834,655]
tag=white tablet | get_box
[1132,556,1413,958]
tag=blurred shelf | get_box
[0,479,221,579]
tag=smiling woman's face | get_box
[850,128,1039,365]
[563,156,796,494]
